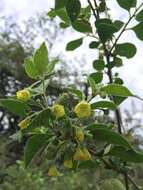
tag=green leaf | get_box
[24,57,39,79]
[91,101,117,110]
[46,59,58,75]
[101,84,133,97]
[24,134,48,167]
[93,59,105,71]
[89,41,100,49]
[48,9,57,18]
[30,108,52,128]
[55,0,68,10]
[80,6,91,20]
[0,99,30,116]
[116,0,136,11]
[56,8,70,24]
[132,22,143,41]
[114,43,137,58]
[34,42,49,76]
[90,128,131,149]
[66,87,84,100]
[114,20,124,31]
[66,0,81,22]
[66,38,83,51]
[136,9,143,22]
[72,19,92,33]
[109,146,143,163]
[89,72,103,84]
[95,19,118,42]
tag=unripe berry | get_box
[48,165,60,177]
[18,118,30,130]
[51,104,65,119]
[16,89,31,101]
[74,101,91,118]
[75,127,84,143]
[63,159,73,169]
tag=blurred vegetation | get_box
[0,13,143,190]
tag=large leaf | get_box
[34,42,49,75]
[95,19,118,42]
[116,0,136,11]
[109,146,143,163]
[136,9,143,22]
[0,99,30,116]
[114,43,137,58]
[132,22,143,41]
[66,38,83,51]
[91,101,117,110]
[24,134,48,167]
[90,128,131,149]
[24,57,39,79]
[30,108,52,128]
[72,19,92,33]
[66,0,81,22]
[101,84,133,97]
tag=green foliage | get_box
[24,135,49,167]
[136,9,143,21]
[1,1,143,189]
[132,22,143,41]
[116,0,136,11]
[114,43,137,58]
[0,99,30,116]
[66,0,81,22]
[66,38,83,51]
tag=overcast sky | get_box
[1,0,143,110]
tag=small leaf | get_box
[72,19,92,33]
[66,87,84,100]
[91,101,117,110]
[24,57,39,79]
[56,8,70,24]
[66,0,81,22]
[101,84,133,97]
[89,41,100,49]
[89,72,103,84]
[114,20,124,30]
[46,59,58,75]
[136,9,143,22]
[90,128,131,149]
[116,0,136,11]
[66,38,83,51]
[24,134,48,167]
[114,43,137,58]
[132,22,143,41]
[95,19,118,42]
[34,42,49,76]
[93,59,105,71]
[0,99,30,116]
[109,146,143,163]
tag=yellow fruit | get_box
[51,104,65,119]
[16,89,31,101]
[75,127,84,143]
[48,165,60,177]
[63,159,73,169]
[18,118,30,130]
[73,148,92,161]
[73,148,85,161]
[74,101,91,118]
[82,148,92,160]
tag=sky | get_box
[1,0,143,110]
